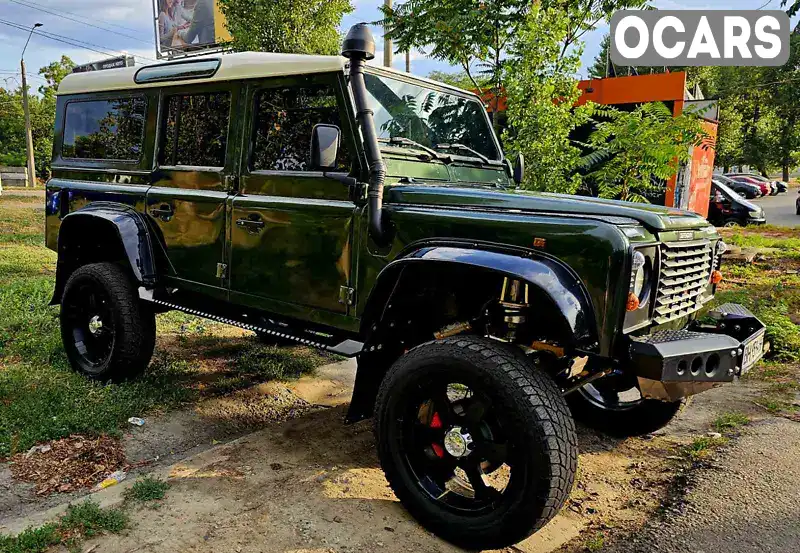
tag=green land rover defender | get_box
[45,24,765,549]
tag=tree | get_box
[579,103,705,202]
[33,56,74,178]
[381,0,642,100]
[503,5,593,193]
[427,70,488,91]
[219,0,352,55]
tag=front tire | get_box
[374,336,577,550]
[60,262,156,381]
[567,379,683,437]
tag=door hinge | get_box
[339,286,355,306]
[216,263,228,279]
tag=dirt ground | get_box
[0,357,781,553]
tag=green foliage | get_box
[59,501,128,537]
[381,0,530,97]
[713,412,750,432]
[503,5,592,193]
[0,523,60,553]
[0,55,73,181]
[686,436,728,460]
[579,102,705,202]
[126,476,170,502]
[0,501,126,553]
[426,70,487,91]
[218,0,352,55]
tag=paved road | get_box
[608,417,800,553]
[750,190,799,228]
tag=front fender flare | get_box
[51,203,157,304]
[360,245,596,346]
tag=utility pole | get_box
[405,49,410,73]
[21,23,42,188]
[383,0,392,68]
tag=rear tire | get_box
[374,336,577,549]
[60,262,156,381]
[567,380,683,437]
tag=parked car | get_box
[44,24,766,550]
[776,180,788,193]
[724,173,770,196]
[709,179,767,226]
[712,174,761,199]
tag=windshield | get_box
[363,71,500,161]
[712,180,739,199]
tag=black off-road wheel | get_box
[60,262,156,381]
[374,336,577,550]
[567,378,684,437]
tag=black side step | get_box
[139,289,363,357]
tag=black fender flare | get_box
[51,203,157,304]
[360,245,596,346]
[345,245,597,424]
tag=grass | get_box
[584,532,605,552]
[711,227,800,362]
[0,202,331,458]
[0,500,127,553]
[712,412,751,433]
[685,436,729,460]
[125,476,170,502]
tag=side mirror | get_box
[513,153,525,185]
[311,124,341,170]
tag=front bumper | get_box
[629,303,766,401]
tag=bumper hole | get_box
[705,353,720,377]
[690,356,703,376]
[676,360,687,376]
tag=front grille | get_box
[654,240,713,324]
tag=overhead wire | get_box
[6,0,145,35]
[6,0,155,48]
[0,17,156,64]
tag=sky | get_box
[0,0,786,94]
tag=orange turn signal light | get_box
[710,270,723,284]
[626,292,640,312]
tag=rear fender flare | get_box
[52,203,157,304]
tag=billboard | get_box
[153,0,232,59]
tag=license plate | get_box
[741,330,766,374]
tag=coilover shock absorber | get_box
[499,277,528,342]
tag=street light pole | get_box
[383,0,392,68]
[21,23,42,188]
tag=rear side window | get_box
[161,92,230,167]
[251,85,349,172]
[62,98,146,160]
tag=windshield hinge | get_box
[339,286,355,306]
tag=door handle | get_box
[150,204,174,221]
[236,215,265,233]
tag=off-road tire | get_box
[374,336,577,549]
[567,392,684,437]
[60,262,156,381]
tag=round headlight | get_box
[632,265,646,297]
[630,250,647,302]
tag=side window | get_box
[161,91,230,167]
[62,98,146,160]
[251,84,349,172]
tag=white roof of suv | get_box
[57,52,347,96]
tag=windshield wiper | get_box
[378,137,442,160]
[434,143,490,164]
